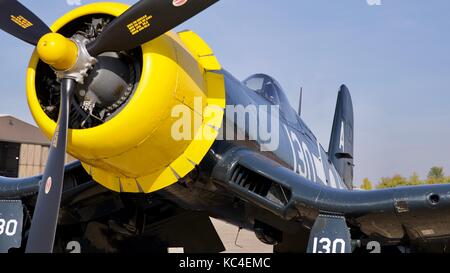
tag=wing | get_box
[211,148,450,252]
[0,161,83,199]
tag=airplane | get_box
[0,0,449,254]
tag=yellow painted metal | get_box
[26,3,226,193]
[178,30,222,71]
[36,33,78,71]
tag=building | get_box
[0,115,75,178]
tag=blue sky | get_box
[1,0,449,185]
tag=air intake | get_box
[230,165,292,206]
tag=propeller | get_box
[86,0,219,56]
[25,78,75,253]
[0,0,218,253]
[0,0,51,45]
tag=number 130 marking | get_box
[312,237,346,253]
[0,219,18,236]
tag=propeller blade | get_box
[0,0,51,45]
[86,0,218,56]
[25,78,75,253]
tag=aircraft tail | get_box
[328,85,354,189]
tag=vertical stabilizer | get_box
[328,85,354,189]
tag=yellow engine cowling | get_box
[26,3,225,193]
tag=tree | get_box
[361,178,373,190]
[373,168,450,189]
[409,172,421,186]
[428,167,444,180]
[377,175,408,189]
[427,167,445,184]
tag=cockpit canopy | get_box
[243,74,298,124]
[243,74,285,105]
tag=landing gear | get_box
[254,221,282,246]
[307,214,352,253]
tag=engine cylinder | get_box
[26,3,225,193]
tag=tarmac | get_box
[210,218,273,253]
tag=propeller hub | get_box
[37,33,78,71]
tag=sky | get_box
[0,0,449,185]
